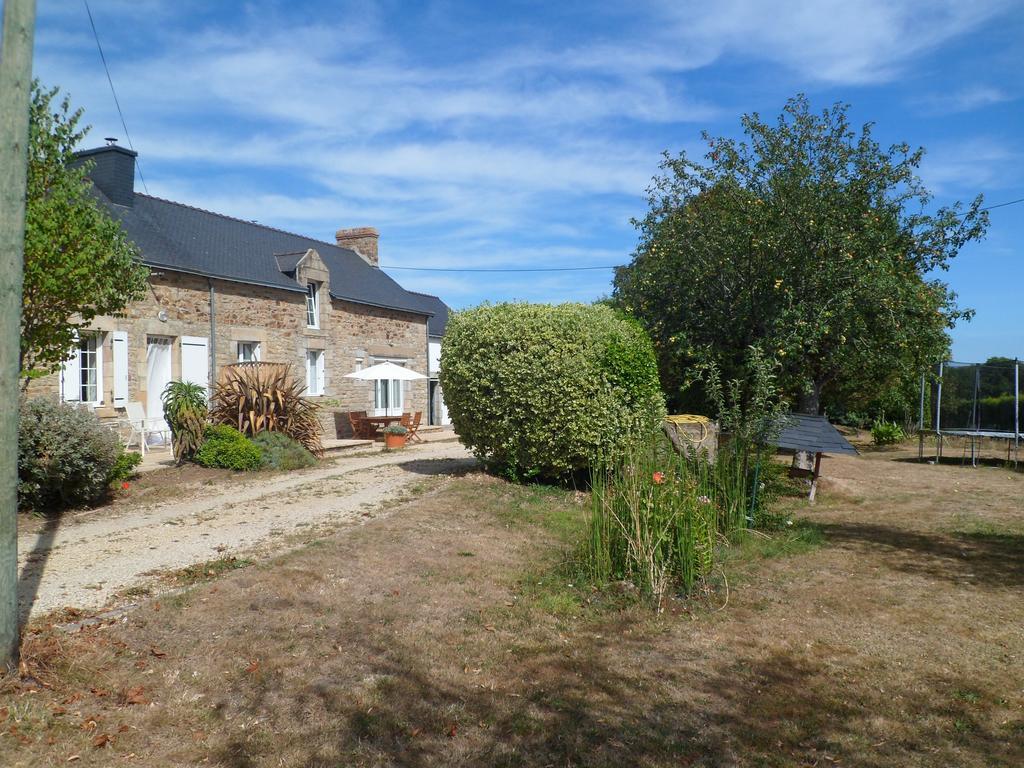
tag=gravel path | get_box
[17,441,475,621]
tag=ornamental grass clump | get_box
[440,302,665,481]
[588,440,718,604]
[209,362,323,456]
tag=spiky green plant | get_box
[209,363,323,456]
[162,381,208,465]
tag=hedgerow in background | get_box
[162,380,208,465]
[440,303,665,481]
[251,431,317,471]
[18,397,121,513]
[193,425,263,471]
[210,363,323,456]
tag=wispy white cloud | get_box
[28,0,1022,309]
[916,86,1015,115]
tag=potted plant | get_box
[383,424,408,450]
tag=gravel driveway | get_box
[17,441,475,621]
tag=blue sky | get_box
[22,0,1024,361]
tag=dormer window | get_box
[306,282,320,328]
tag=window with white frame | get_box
[305,282,320,328]
[237,341,261,363]
[373,379,403,412]
[79,334,100,403]
[61,332,105,405]
[306,350,325,395]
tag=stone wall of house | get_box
[27,268,429,440]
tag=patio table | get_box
[363,415,404,436]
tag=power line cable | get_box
[383,197,1023,273]
[982,197,1023,212]
[82,0,148,194]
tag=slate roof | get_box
[405,291,451,337]
[92,187,434,317]
[773,413,858,455]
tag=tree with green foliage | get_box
[614,95,988,415]
[20,82,149,382]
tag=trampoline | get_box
[918,359,1021,466]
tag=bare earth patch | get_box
[2,443,1022,767]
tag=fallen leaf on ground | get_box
[92,732,113,748]
[124,686,147,705]
[245,659,259,674]
[150,646,167,658]
[447,723,458,738]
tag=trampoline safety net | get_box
[931,360,1021,437]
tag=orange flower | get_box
[121,482,130,491]
[652,472,665,485]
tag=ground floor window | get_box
[237,341,261,363]
[61,331,104,405]
[79,334,100,403]
[374,379,403,413]
[306,350,325,395]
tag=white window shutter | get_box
[112,331,129,406]
[317,351,325,395]
[181,336,210,395]
[60,332,81,402]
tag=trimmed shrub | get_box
[18,397,120,513]
[439,302,665,480]
[251,431,317,471]
[194,425,262,471]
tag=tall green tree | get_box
[614,95,988,415]
[21,82,148,382]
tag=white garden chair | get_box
[122,401,169,456]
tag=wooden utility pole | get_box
[0,0,36,671]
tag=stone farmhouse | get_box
[31,143,452,437]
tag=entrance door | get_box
[147,336,173,434]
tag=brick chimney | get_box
[73,142,137,207]
[336,227,379,267]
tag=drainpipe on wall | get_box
[208,278,217,389]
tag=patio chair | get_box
[123,401,169,456]
[407,411,423,443]
[348,410,375,439]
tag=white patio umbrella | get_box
[345,361,426,416]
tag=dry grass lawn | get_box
[2,441,1022,767]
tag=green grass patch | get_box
[171,555,253,585]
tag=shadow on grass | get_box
[891,455,1022,471]
[17,514,62,628]
[206,631,1022,768]
[817,521,1024,587]
[395,457,479,477]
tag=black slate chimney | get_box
[74,143,137,206]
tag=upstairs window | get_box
[306,282,320,328]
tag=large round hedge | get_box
[439,302,665,480]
